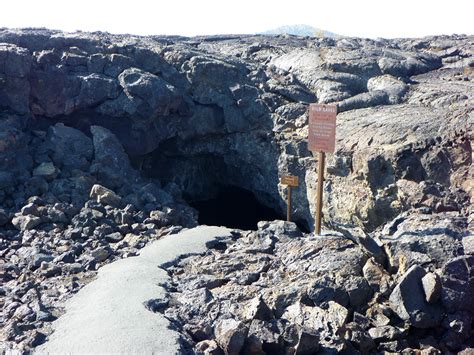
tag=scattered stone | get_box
[30,253,54,270]
[363,258,391,294]
[40,263,61,278]
[242,296,274,322]
[11,215,42,230]
[54,251,75,264]
[21,203,40,216]
[368,325,406,342]
[91,247,111,263]
[342,322,375,353]
[65,263,84,274]
[366,304,392,327]
[345,276,373,307]
[90,184,122,208]
[214,318,248,355]
[143,296,169,313]
[105,232,123,243]
[307,275,349,308]
[389,265,443,328]
[244,319,283,353]
[33,162,58,181]
[195,339,223,355]
[293,329,320,355]
[422,272,442,303]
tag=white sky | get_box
[1,0,473,38]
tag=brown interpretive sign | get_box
[308,104,337,153]
[307,103,338,236]
[280,175,299,187]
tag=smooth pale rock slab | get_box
[37,226,233,354]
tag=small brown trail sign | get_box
[281,175,299,187]
[308,103,337,235]
[280,175,299,222]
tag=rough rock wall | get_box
[0,29,472,231]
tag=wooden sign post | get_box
[280,175,299,222]
[308,104,337,235]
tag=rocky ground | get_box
[0,28,473,353]
[161,219,473,354]
[0,123,196,351]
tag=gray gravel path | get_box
[36,226,233,354]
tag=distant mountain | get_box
[260,24,339,38]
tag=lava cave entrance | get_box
[190,185,282,230]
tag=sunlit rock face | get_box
[1,29,471,231]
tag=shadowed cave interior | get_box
[188,184,310,232]
[189,184,282,230]
[140,138,311,232]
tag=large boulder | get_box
[97,67,182,118]
[282,301,348,352]
[214,318,248,355]
[89,184,122,208]
[0,114,32,186]
[30,69,81,117]
[381,212,465,271]
[389,265,443,328]
[367,75,408,104]
[441,255,474,312]
[75,73,120,109]
[32,162,58,181]
[0,43,31,113]
[89,125,134,188]
[39,123,94,171]
[11,214,42,231]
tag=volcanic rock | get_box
[389,265,443,328]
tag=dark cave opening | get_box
[190,184,283,231]
[139,138,310,233]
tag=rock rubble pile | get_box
[162,219,473,354]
